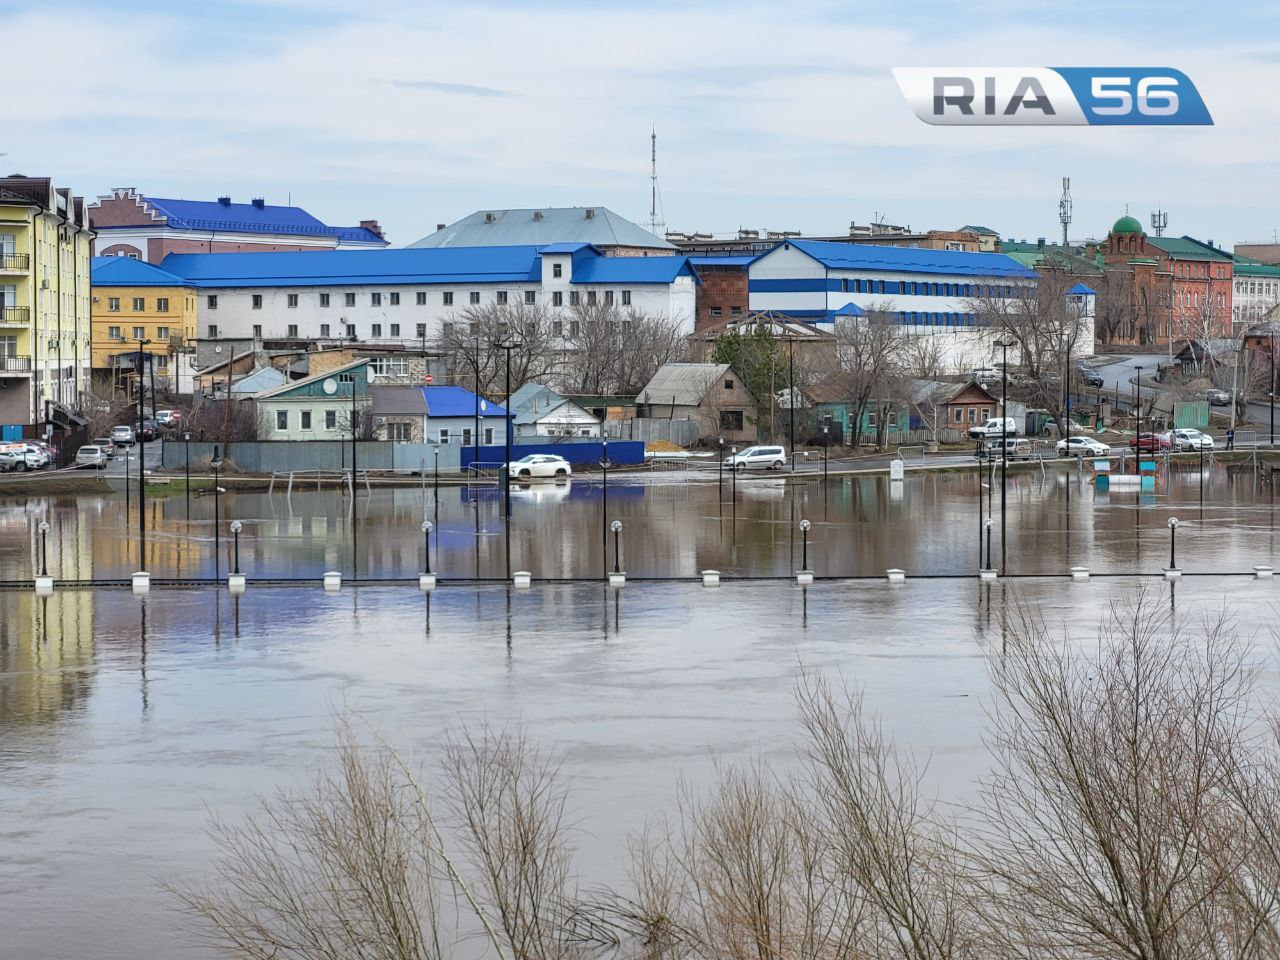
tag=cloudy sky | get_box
[8,0,1280,248]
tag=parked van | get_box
[967,417,1019,440]
[981,437,1033,461]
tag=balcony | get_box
[0,354,32,373]
[0,253,29,272]
[0,306,29,326]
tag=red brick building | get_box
[89,188,387,262]
[690,256,752,331]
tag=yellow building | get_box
[90,256,197,394]
[0,176,94,426]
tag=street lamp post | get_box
[1270,339,1275,446]
[611,519,622,575]
[599,440,611,578]
[421,520,433,576]
[799,518,811,571]
[38,520,49,577]
[210,445,224,579]
[787,335,796,470]
[718,437,724,505]
[1168,516,1180,569]
[135,338,152,571]
[730,446,738,524]
[493,338,521,526]
[1135,364,1144,474]
[230,520,242,576]
[995,339,1016,574]
[183,430,192,519]
[985,516,993,571]
[821,423,829,483]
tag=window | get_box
[300,410,312,431]
[207,324,219,338]
[605,290,614,305]
[344,292,356,307]
[724,379,734,390]
[371,323,382,338]
[108,325,121,339]
[252,324,262,338]
[107,297,120,312]
[719,410,744,431]
[320,323,331,337]
[369,357,409,378]
[371,292,382,306]
[968,407,978,423]
[484,427,494,445]
[496,291,508,305]
[866,411,878,427]
[287,293,298,308]
[276,410,288,431]
[156,354,168,369]
[443,292,454,306]
[524,290,535,305]
[207,294,218,310]
[416,323,427,338]
[569,320,580,337]
[156,297,169,312]
[325,410,337,430]
[390,323,400,337]
[442,321,454,338]
[469,291,480,305]
[552,320,563,337]
[587,290,597,305]
[132,325,145,340]
[251,294,262,310]
[462,427,473,447]
[287,324,298,337]
[552,291,563,307]
[132,297,145,311]
[389,292,400,306]
[416,292,427,305]
[553,262,563,278]
[438,428,451,444]
[954,408,964,424]
[338,372,354,384]
[569,291,580,306]
[346,324,356,338]
[386,422,412,441]
[730,305,743,316]
[710,307,722,318]
[320,293,330,307]
[622,290,631,306]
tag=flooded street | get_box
[2,465,1279,957]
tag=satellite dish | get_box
[322,377,338,395]
[214,345,224,354]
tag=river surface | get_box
[2,465,1279,958]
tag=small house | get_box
[369,384,509,446]
[251,359,372,440]
[635,362,757,443]
[507,383,601,438]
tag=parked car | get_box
[91,437,118,459]
[1077,368,1104,388]
[155,409,182,427]
[111,425,136,446]
[135,418,160,441]
[0,444,45,472]
[1056,436,1111,457]
[1168,428,1215,452]
[17,442,50,469]
[967,417,1020,440]
[1205,388,1231,406]
[981,437,1033,461]
[503,454,573,479]
[724,445,788,471]
[75,445,108,469]
[1129,433,1172,452]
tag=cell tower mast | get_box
[648,128,665,237]
[1150,208,1168,237]
[1058,177,1072,247]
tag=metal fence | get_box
[604,418,701,446]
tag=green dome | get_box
[1112,214,1144,236]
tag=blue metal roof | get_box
[781,239,1037,278]
[92,196,385,244]
[1068,282,1097,295]
[832,302,867,317]
[421,385,508,418]
[540,241,597,255]
[91,256,189,287]
[158,246,696,288]
[689,255,757,268]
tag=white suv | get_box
[724,445,787,471]
[1169,428,1214,451]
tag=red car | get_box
[1129,433,1172,452]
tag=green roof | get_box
[1234,259,1280,277]
[1000,241,1103,275]
[1147,235,1231,261]
[1112,215,1144,235]
[960,224,999,236]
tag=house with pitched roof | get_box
[506,382,601,438]
[88,187,388,262]
[410,207,673,256]
[635,362,758,443]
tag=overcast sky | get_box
[8,0,1280,248]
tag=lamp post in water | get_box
[38,520,49,577]
[421,519,433,575]
[1168,516,1180,570]
[230,520,243,576]
[599,440,611,578]
[210,445,224,579]
[610,519,622,576]
[799,518,811,571]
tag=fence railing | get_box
[0,254,29,271]
[0,354,31,372]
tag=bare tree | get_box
[831,304,910,449]
[1093,264,1145,347]
[560,304,689,397]
[441,302,562,397]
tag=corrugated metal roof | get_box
[689,255,757,267]
[571,255,695,284]
[229,366,288,395]
[91,256,189,287]
[421,385,507,418]
[783,239,1037,278]
[1148,236,1232,261]
[135,196,386,244]
[371,385,427,416]
[635,363,732,406]
[409,207,674,250]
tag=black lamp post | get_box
[984,517,993,571]
[1270,338,1275,446]
[210,445,224,579]
[183,430,192,519]
[717,436,724,504]
[38,520,49,577]
[730,445,738,524]
[787,334,796,470]
[1134,364,1143,474]
[493,337,520,520]
[799,518,810,571]
[230,520,242,576]
[421,519,433,575]
[1167,516,1180,569]
[610,519,622,575]
[821,423,829,483]
[599,440,611,577]
[995,339,1016,574]
[135,338,152,571]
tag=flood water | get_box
[2,464,1279,958]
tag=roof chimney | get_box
[217,196,231,206]
[485,212,496,223]
[436,223,445,231]
[584,208,595,220]
[359,219,384,239]
[251,197,265,209]
[1037,237,1045,250]
[533,210,544,221]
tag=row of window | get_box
[952,406,994,424]
[1236,280,1279,297]
[215,316,623,341]
[837,279,1017,298]
[106,296,173,312]
[894,311,983,326]
[211,289,636,310]
[708,305,745,319]
[106,325,173,340]
[1174,261,1228,280]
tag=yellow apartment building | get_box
[0,176,93,426]
[90,256,197,394]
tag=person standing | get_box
[1226,427,1235,451]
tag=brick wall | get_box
[88,193,161,227]
[148,237,322,260]
[695,267,749,331]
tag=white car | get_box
[1168,428,1215,452]
[1056,436,1111,457]
[111,424,136,446]
[75,445,108,469]
[504,454,572,479]
[724,445,788,471]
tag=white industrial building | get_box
[159,242,699,346]
[748,239,1067,372]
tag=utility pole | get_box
[135,338,152,571]
[1058,177,1072,248]
[648,128,665,238]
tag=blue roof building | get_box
[89,187,388,264]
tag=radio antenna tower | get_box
[1150,208,1168,237]
[1058,177,1072,247]
[648,128,665,237]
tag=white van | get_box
[724,445,788,471]
[968,417,1020,440]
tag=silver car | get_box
[75,445,108,469]
[724,445,788,471]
